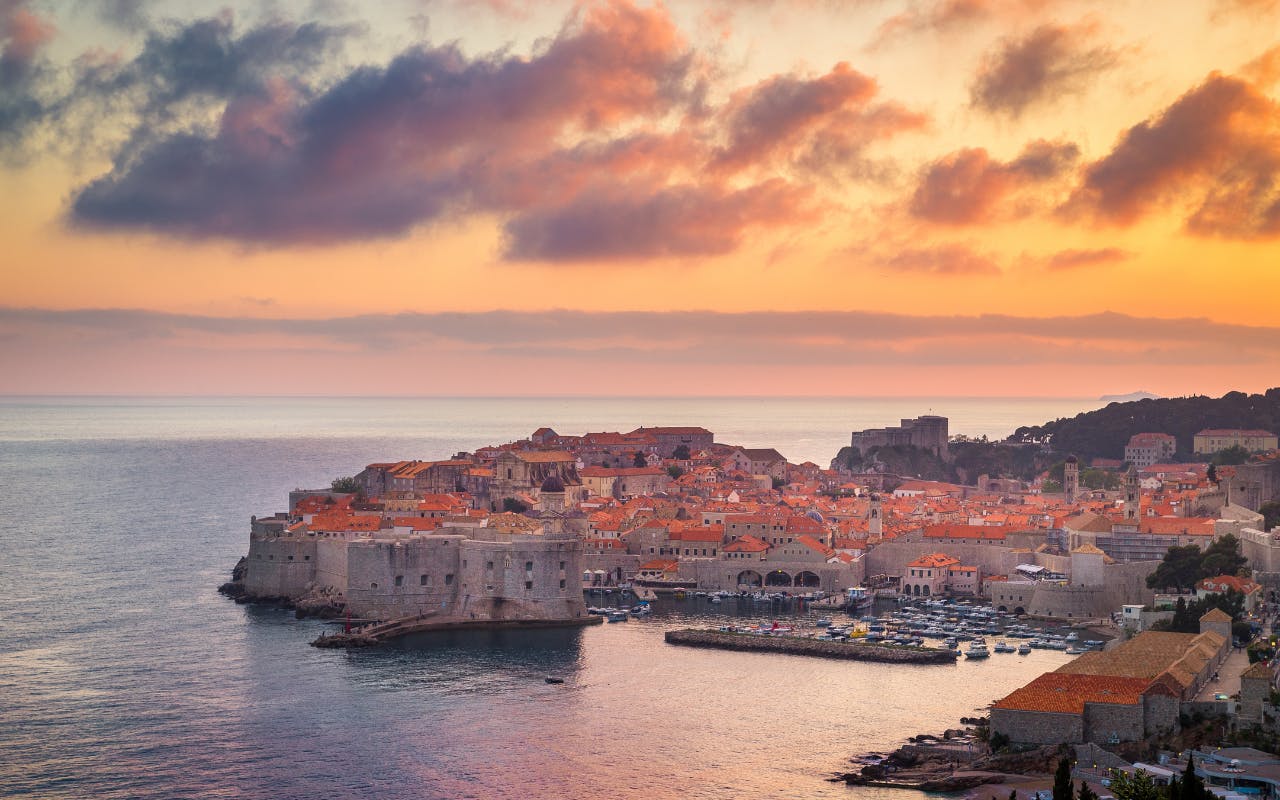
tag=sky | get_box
[1,0,1278,397]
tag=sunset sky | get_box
[2,0,1278,397]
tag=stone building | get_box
[628,426,714,457]
[849,415,949,459]
[488,451,584,510]
[1194,429,1278,455]
[1125,433,1178,468]
[992,611,1231,745]
[241,516,589,625]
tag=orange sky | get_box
[1,0,1278,396]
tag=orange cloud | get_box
[910,139,1079,224]
[1067,71,1280,239]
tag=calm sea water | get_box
[0,397,1093,800]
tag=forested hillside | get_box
[1008,389,1280,461]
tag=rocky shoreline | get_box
[217,557,347,619]
[663,628,959,663]
[831,722,1061,793]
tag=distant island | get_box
[1098,390,1162,402]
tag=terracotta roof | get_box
[993,673,1150,714]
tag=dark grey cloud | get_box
[970,22,1121,117]
[0,0,55,150]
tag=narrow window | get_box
[559,579,566,589]
[370,582,378,589]
[559,561,566,570]
[395,575,403,587]
[525,581,533,590]
[525,561,534,571]
[445,573,454,585]
[420,574,429,586]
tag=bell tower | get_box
[1124,465,1140,521]
[1063,454,1079,503]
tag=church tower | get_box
[1063,455,1079,503]
[868,493,883,540]
[1124,465,1140,521]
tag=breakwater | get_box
[664,628,959,663]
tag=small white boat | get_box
[607,611,629,622]
[1017,643,1032,655]
[964,642,990,659]
[993,640,1015,653]
[815,618,832,627]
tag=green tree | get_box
[1207,463,1218,484]
[1053,757,1074,800]
[1180,757,1208,800]
[502,497,529,513]
[1077,782,1099,800]
[330,476,360,494]
[1147,545,1203,590]
[1260,501,1280,532]
[666,465,684,479]
[1211,445,1252,466]
[633,451,647,468]
[1200,534,1247,579]
[1108,768,1162,800]
[673,444,691,460]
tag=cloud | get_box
[503,178,814,261]
[1242,45,1280,88]
[0,0,53,86]
[877,243,1001,275]
[872,0,995,46]
[48,1,927,259]
[1067,71,1280,239]
[712,61,926,173]
[970,22,1121,117]
[909,139,1079,224]
[5,307,1279,371]
[1042,247,1130,270]
[0,0,56,148]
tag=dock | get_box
[664,628,959,663]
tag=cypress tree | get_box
[1054,757,1074,800]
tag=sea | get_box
[0,396,1100,800]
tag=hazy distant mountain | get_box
[1099,391,1162,402]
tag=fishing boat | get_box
[993,640,1015,653]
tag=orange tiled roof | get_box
[993,673,1151,714]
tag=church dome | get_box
[540,474,566,493]
[1065,454,1078,464]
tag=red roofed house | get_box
[1196,574,1262,612]
[990,672,1178,745]
[901,553,982,597]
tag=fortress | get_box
[850,415,949,459]
[237,480,590,627]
